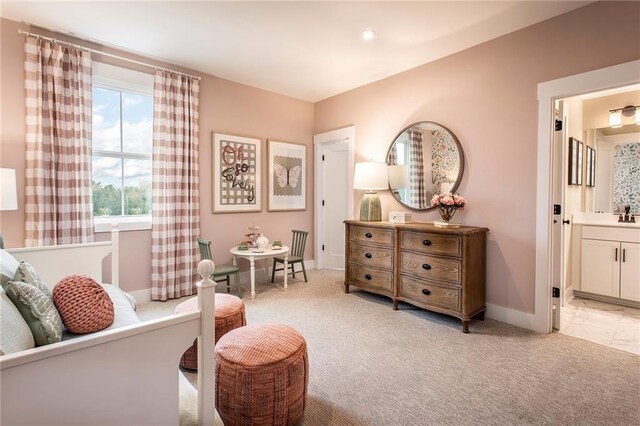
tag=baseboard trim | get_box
[128,260,316,304]
[485,303,537,331]
[573,290,640,309]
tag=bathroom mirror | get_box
[590,125,640,214]
[386,121,464,211]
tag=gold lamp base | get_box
[359,191,382,221]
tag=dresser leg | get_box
[344,283,350,293]
[392,299,398,310]
[478,310,485,321]
[462,320,470,333]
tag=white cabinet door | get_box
[620,242,640,302]
[581,239,620,297]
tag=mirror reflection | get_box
[591,125,640,214]
[386,121,464,210]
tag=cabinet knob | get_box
[365,253,372,259]
[422,239,432,246]
[422,263,431,270]
[365,232,373,238]
[422,289,432,295]
[365,274,372,280]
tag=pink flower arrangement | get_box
[430,193,466,209]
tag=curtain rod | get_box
[18,29,201,81]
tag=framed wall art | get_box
[568,137,583,186]
[267,139,306,211]
[212,132,262,213]
[586,145,596,187]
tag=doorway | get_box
[314,126,354,270]
[550,84,640,355]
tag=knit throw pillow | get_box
[53,275,114,334]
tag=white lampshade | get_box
[0,168,17,211]
[609,110,622,128]
[353,162,388,190]
[387,165,409,189]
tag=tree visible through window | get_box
[92,86,152,217]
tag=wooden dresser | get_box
[344,220,489,333]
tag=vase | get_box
[434,206,459,228]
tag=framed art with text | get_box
[586,145,596,187]
[568,137,583,186]
[212,132,262,213]
[267,139,306,211]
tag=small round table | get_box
[229,245,290,299]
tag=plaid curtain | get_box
[388,141,398,165]
[151,70,200,301]
[24,36,93,247]
[408,130,427,208]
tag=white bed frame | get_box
[1,229,218,425]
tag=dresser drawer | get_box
[400,251,461,286]
[350,225,393,247]
[400,230,461,257]
[348,263,393,295]
[349,242,393,270]
[398,275,460,312]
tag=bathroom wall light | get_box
[609,105,639,128]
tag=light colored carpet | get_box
[138,269,640,426]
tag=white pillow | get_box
[0,249,20,288]
[0,285,36,354]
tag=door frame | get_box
[533,59,640,333]
[314,126,355,269]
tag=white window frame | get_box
[92,63,154,233]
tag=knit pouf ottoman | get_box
[216,324,309,426]
[175,293,246,370]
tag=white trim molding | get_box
[485,303,537,331]
[534,60,640,333]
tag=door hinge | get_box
[553,204,561,215]
[322,244,325,251]
[322,200,325,206]
[555,119,563,131]
[322,155,325,161]
[552,287,560,298]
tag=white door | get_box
[314,126,354,270]
[551,105,565,330]
[581,239,620,297]
[620,242,640,302]
[320,142,349,269]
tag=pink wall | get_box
[0,18,314,292]
[314,1,640,313]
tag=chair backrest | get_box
[290,230,308,258]
[198,238,212,260]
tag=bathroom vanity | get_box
[573,214,640,307]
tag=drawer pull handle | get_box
[365,253,372,258]
[423,239,432,246]
[422,289,432,295]
[365,232,373,238]
[422,263,431,270]
[365,274,372,280]
[615,248,618,262]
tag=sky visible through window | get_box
[92,87,152,216]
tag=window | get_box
[91,63,154,231]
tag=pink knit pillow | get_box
[53,275,114,334]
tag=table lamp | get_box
[353,161,388,221]
[0,168,18,249]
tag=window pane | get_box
[92,87,121,152]
[122,92,153,155]
[92,156,123,216]
[124,159,152,215]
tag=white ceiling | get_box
[1,1,591,102]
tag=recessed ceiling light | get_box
[361,29,376,41]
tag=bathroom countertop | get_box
[573,219,640,229]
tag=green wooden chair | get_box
[271,230,309,283]
[198,238,242,297]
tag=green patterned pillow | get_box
[5,281,63,346]
[14,261,52,298]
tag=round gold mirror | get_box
[386,121,465,211]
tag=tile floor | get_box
[559,297,640,355]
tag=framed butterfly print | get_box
[267,140,306,211]
[213,132,262,213]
